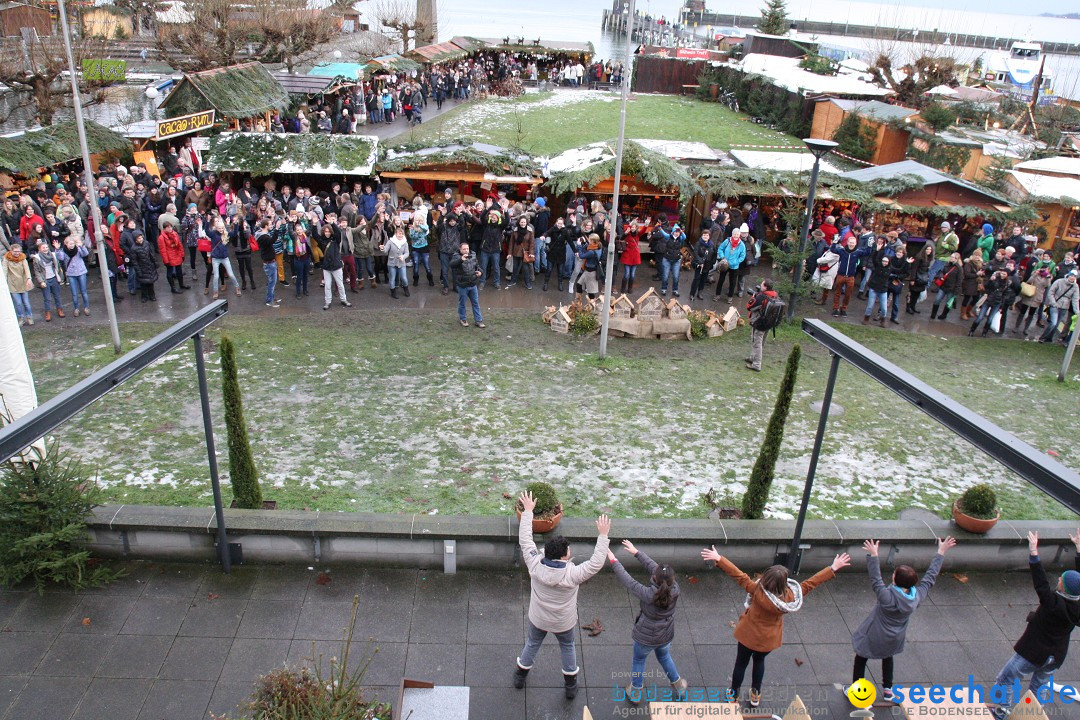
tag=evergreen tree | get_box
[741,345,801,519]
[757,0,790,36]
[831,113,878,162]
[221,335,263,509]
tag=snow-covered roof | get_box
[730,150,841,173]
[826,98,917,122]
[155,0,192,24]
[1013,156,1080,177]
[1007,170,1080,203]
[544,142,612,175]
[737,54,891,98]
[631,139,720,163]
[926,84,958,96]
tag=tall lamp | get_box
[786,138,837,320]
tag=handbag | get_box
[524,251,536,263]
[1020,281,1036,298]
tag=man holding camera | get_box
[449,241,485,328]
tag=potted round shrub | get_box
[952,483,1000,534]
[515,481,564,533]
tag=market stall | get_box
[204,132,378,191]
[378,141,541,206]
[0,120,130,191]
[160,62,290,132]
[1003,157,1080,252]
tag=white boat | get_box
[979,41,1055,105]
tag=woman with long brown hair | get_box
[700,546,850,708]
[610,539,688,705]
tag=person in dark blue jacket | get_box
[830,235,873,317]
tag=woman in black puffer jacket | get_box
[608,539,688,704]
[969,270,1009,337]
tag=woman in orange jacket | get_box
[700,546,850,707]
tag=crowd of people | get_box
[517,492,1080,719]
[2,162,1077,357]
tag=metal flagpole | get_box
[599,0,636,360]
[55,0,121,354]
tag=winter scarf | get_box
[745,579,804,614]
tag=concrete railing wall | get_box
[86,505,1080,572]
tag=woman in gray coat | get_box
[852,536,956,701]
[608,539,688,704]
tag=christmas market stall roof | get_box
[0,121,129,175]
[825,99,918,123]
[730,149,842,173]
[543,140,700,198]
[406,41,471,65]
[737,54,892,98]
[307,63,367,81]
[160,62,290,119]
[205,133,379,176]
[1005,169,1080,205]
[366,54,420,73]
[271,72,356,97]
[378,141,541,183]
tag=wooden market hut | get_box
[377,142,542,203]
[810,98,917,166]
[544,139,701,225]
[0,1,50,37]
[1003,156,1080,252]
[160,62,290,130]
[0,121,129,188]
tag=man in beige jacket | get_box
[514,490,610,700]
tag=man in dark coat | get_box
[992,530,1080,718]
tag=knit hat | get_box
[187,203,197,212]
[982,223,994,236]
[535,197,546,208]
[739,223,749,234]
[941,221,950,230]
[1062,571,1080,600]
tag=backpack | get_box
[752,295,786,336]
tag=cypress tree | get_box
[741,344,801,519]
[757,0,790,36]
[221,335,263,509]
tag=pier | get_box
[601,7,705,48]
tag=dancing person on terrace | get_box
[513,491,609,701]
[851,536,956,702]
[700,546,850,708]
[991,531,1080,719]
[608,539,688,705]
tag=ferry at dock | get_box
[979,41,1056,106]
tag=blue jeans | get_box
[457,285,482,323]
[438,251,455,289]
[929,259,945,281]
[623,264,638,283]
[888,289,903,321]
[865,289,888,318]
[973,302,1001,331]
[263,261,278,304]
[356,256,374,278]
[69,273,89,311]
[388,265,408,289]
[631,641,680,689]
[1041,306,1064,341]
[126,263,139,293]
[292,257,311,296]
[479,251,500,288]
[411,249,431,278]
[517,620,577,675]
[561,250,575,279]
[212,257,238,294]
[40,277,63,311]
[934,289,956,308]
[660,257,680,293]
[858,265,873,293]
[534,242,547,274]
[11,291,32,319]
[995,653,1059,708]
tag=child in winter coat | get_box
[609,539,688,704]
[851,536,956,702]
[700,546,850,707]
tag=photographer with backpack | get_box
[746,278,783,372]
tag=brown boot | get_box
[879,317,886,327]
[370,277,377,289]
[44,311,52,322]
[56,307,65,318]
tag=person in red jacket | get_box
[19,209,44,246]
[157,221,188,294]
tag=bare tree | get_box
[868,53,963,107]
[255,3,338,73]
[0,33,112,125]
[156,0,245,72]
[371,0,429,52]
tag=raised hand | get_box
[700,545,722,564]
[1070,529,1080,553]
[863,539,880,557]
[621,539,638,555]
[596,514,611,537]
[1028,531,1039,555]
[518,491,535,513]
[937,536,957,555]
[831,553,852,571]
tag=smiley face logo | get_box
[847,678,877,709]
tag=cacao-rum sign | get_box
[156,111,216,141]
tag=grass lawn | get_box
[396,90,800,156]
[20,311,1079,522]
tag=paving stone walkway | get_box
[0,562,1075,720]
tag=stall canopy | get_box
[367,54,420,73]
[544,140,700,198]
[307,63,367,81]
[272,72,356,97]
[161,62,290,119]
[405,41,470,65]
[0,121,129,175]
[730,149,842,173]
[205,133,379,176]
[378,141,541,183]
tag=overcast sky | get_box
[858,0,1065,16]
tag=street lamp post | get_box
[786,138,837,321]
[598,0,636,360]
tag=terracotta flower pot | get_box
[516,504,564,533]
[952,500,1000,534]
